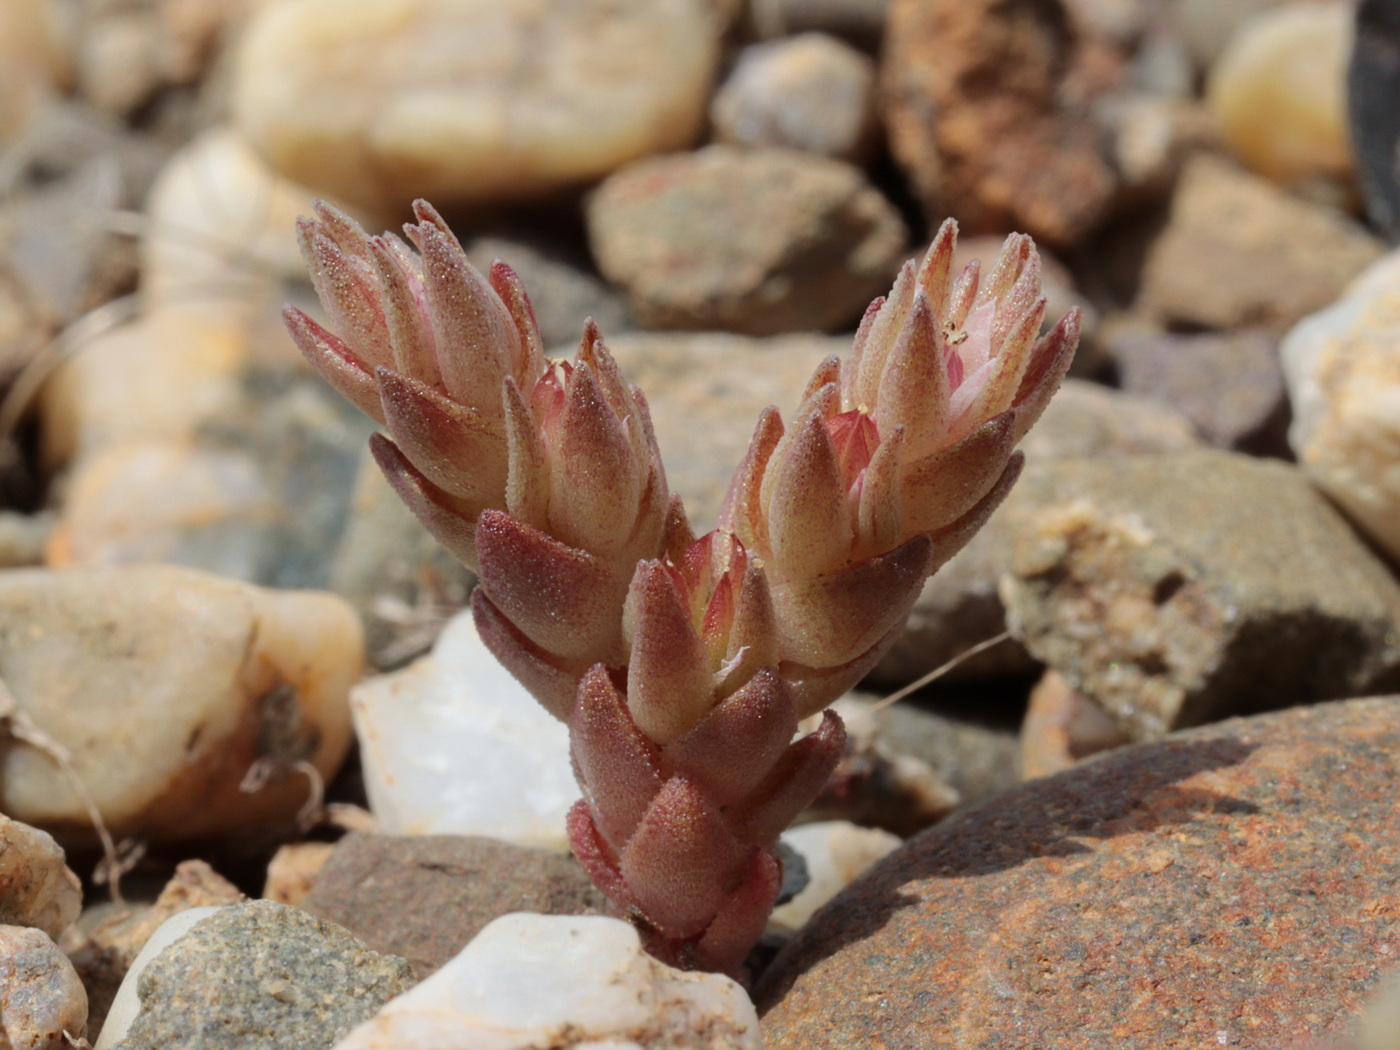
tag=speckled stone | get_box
[110,900,414,1050]
[1001,450,1400,739]
[301,833,605,979]
[759,696,1400,1048]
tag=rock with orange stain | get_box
[759,696,1400,1048]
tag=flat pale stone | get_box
[1207,3,1354,187]
[1281,247,1400,565]
[331,913,761,1050]
[352,610,576,850]
[232,0,721,211]
[0,564,360,843]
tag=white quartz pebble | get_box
[352,610,578,851]
[331,913,761,1050]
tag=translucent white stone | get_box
[352,610,578,850]
[331,913,761,1050]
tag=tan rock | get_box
[262,841,334,906]
[0,816,80,941]
[0,564,360,844]
[1207,3,1354,189]
[233,0,722,212]
[44,442,273,576]
[882,0,1121,248]
[1140,155,1385,332]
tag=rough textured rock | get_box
[109,901,414,1050]
[301,833,606,979]
[1281,248,1400,566]
[0,925,88,1049]
[710,33,878,164]
[1139,155,1386,332]
[606,331,846,531]
[0,564,360,844]
[587,145,906,335]
[0,815,80,941]
[233,0,721,212]
[351,610,575,849]
[1001,450,1400,739]
[882,0,1121,248]
[1108,326,1290,455]
[759,697,1400,1049]
[1207,2,1355,189]
[1020,669,1131,779]
[872,380,1204,688]
[331,913,760,1050]
[65,861,243,1042]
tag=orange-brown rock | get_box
[760,697,1400,1048]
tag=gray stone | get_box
[710,33,878,164]
[301,833,606,979]
[1139,155,1386,332]
[587,145,907,336]
[110,900,414,1050]
[1108,326,1290,455]
[1001,449,1400,739]
[871,380,1204,688]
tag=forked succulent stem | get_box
[287,200,1078,976]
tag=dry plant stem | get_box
[287,200,1078,975]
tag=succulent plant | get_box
[287,199,1078,976]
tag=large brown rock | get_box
[759,697,1400,1048]
[882,0,1121,248]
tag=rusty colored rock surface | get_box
[882,0,1121,248]
[758,696,1400,1048]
